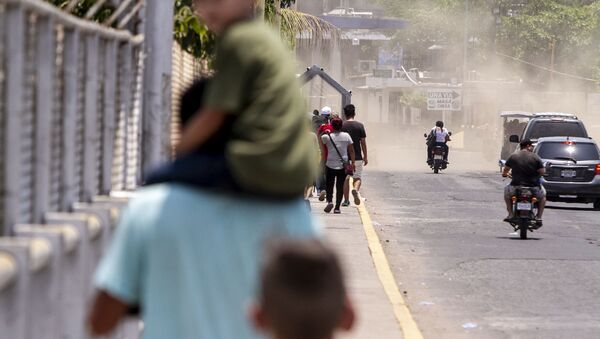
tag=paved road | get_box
[361,149,600,339]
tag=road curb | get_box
[355,201,425,339]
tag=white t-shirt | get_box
[321,132,353,169]
[431,127,449,143]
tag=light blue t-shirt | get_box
[94,184,320,339]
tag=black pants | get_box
[144,153,239,191]
[427,142,449,161]
[144,153,299,201]
[325,166,346,208]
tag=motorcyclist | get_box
[426,121,450,164]
[501,139,546,227]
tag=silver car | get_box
[535,137,600,210]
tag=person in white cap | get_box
[315,106,334,200]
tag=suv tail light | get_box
[596,164,600,175]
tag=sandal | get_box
[324,203,334,213]
[352,189,361,205]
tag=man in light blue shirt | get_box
[87,184,319,338]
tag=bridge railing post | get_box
[2,2,25,236]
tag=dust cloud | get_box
[296,0,600,174]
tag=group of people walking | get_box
[311,105,369,214]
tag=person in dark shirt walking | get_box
[341,105,368,206]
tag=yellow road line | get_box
[356,201,425,339]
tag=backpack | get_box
[426,130,436,147]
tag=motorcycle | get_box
[508,186,540,239]
[424,133,449,174]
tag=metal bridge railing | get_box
[0,0,144,235]
[0,1,157,338]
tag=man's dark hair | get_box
[343,104,356,119]
[520,139,534,148]
[436,120,444,128]
[260,239,346,339]
[313,109,320,116]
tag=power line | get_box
[496,52,599,83]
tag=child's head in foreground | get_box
[251,239,355,339]
[193,0,255,34]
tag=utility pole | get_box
[462,0,470,131]
[549,39,556,83]
[143,0,174,170]
[463,0,469,82]
[256,0,265,20]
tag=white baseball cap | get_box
[321,106,332,115]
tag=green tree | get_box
[174,0,215,60]
[496,0,600,87]
[378,0,600,88]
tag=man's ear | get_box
[338,296,356,331]
[248,301,270,332]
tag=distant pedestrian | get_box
[316,107,333,201]
[341,104,368,206]
[305,131,321,199]
[311,109,327,133]
[321,117,355,214]
[250,239,355,339]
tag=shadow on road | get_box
[495,236,543,241]
[546,205,596,212]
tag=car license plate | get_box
[517,202,532,211]
[434,154,443,160]
[561,169,577,178]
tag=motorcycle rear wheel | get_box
[519,224,528,239]
[434,168,439,174]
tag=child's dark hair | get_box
[343,104,356,119]
[260,239,346,339]
[179,78,232,154]
[180,78,210,127]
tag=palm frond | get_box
[277,9,340,46]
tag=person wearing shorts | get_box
[341,105,367,206]
[502,139,546,227]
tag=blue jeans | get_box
[316,161,326,192]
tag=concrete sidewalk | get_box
[310,198,403,339]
